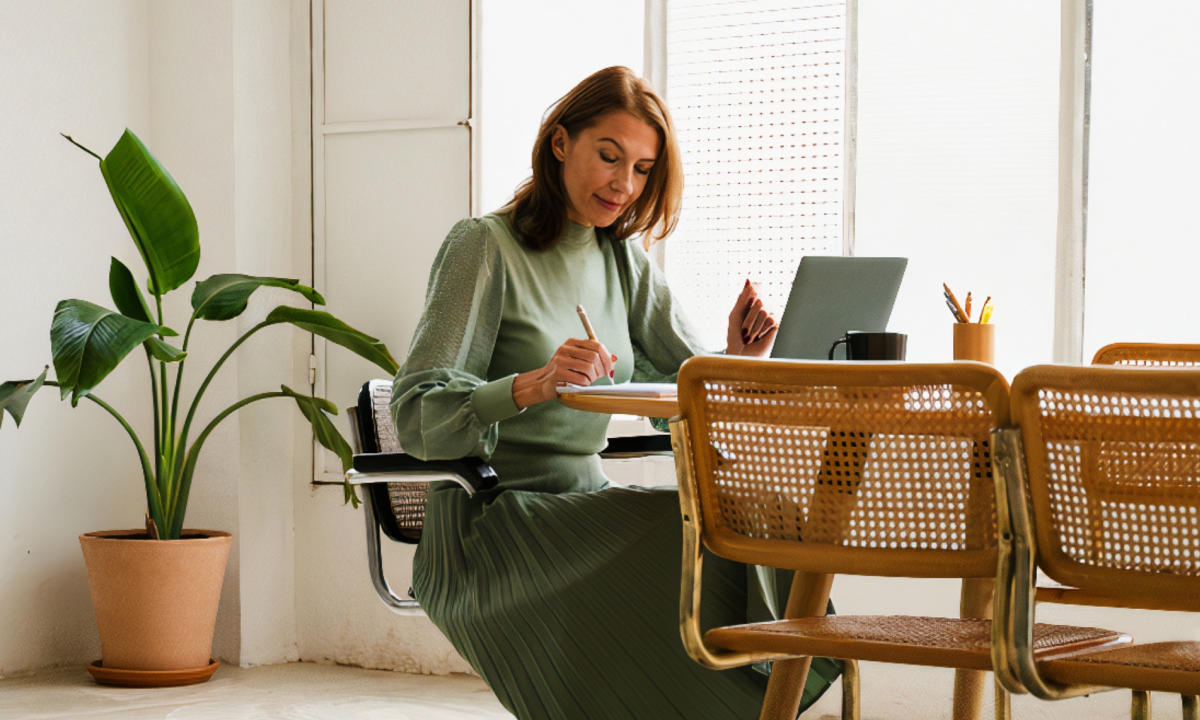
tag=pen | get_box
[964,292,972,323]
[943,284,969,323]
[575,304,612,384]
[944,297,964,322]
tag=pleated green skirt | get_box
[412,479,840,719]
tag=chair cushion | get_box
[707,615,1125,671]
[1042,641,1200,696]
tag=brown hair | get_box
[501,66,683,251]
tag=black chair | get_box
[346,379,672,611]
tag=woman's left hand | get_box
[726,279,777,357]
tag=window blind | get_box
[664,0,850,347]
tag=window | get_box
[663,0,853,349]
[853,1,1060,379]
[479,1,644,215]
[1082,2,1200,358]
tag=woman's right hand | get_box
[511,339,616,409]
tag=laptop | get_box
[770,256,908,360]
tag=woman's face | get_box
[551,111,659,228]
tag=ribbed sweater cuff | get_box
[471,375,522,426]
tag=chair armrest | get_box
[599,434,673,457]
[348,452,498,496]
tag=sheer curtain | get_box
[853,0,1060,379]
[1083,2,1200,359]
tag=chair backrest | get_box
[676,357,1010,578]
[1091,342,1200,367]
[1011,364,1200,611]
[356,379,427,544]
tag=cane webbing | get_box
[1092,343,1200,368]
[678,358,1010,577]
[1042,641,1200,696]
[369,381,428,532]
[1011,365,1200,610]
[707,615,1123,671]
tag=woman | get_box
[392,66,839,719]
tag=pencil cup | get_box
[953,323,995,364]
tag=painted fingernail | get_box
[609,370,614,379]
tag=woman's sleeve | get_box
[389,219,519,461]
[619,242,712,384]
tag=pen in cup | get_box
[942,283,969,323]
[575,304,613,384]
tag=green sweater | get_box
[391,214,707,492]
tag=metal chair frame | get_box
[346,378,673,613]
[994,364,1200,720]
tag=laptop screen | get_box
[769,256,907,360]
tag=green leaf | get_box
[146,337,186,363]
[265,306,399,375]
[191,274,326,321]
[108,257,154,324]
[343,480,361,509]
[52,300,165,405]
[0,368,48,429]
[99,129,200,297]
[280,385,353,473]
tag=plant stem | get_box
[45,381,165,533]
[60,133,103,161]
[146,349,161,490]
[167,314,198,473]
[173,320,269,483]
[158,359,172,510]
[168,390,288,539]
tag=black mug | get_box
[828,331,907,361]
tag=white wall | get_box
[0,0,154,676]
[0,0,303,675]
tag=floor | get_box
[3,659,1167,720]
[0,662,513,720]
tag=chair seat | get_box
[707,615,1127,672]
[1042,641,1200,696]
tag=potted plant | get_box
[0,130,394,686]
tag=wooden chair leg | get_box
[758,572,833,720]
[841,659,860,720]
[1185,695,1199,720]
[953,669,988,720]
[952,577,995,720]
[1131,690,1151,720]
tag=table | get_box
[556,392,679,418]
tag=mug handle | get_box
[828,336,849,360]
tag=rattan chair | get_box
[1092,342,1200,367]
[346,378,674,612]
[994,364,1200,720]
[671,357,1126,720]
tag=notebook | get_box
[770,256,908,361]
[558,382,676,398]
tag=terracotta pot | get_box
[79,529,232,672]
